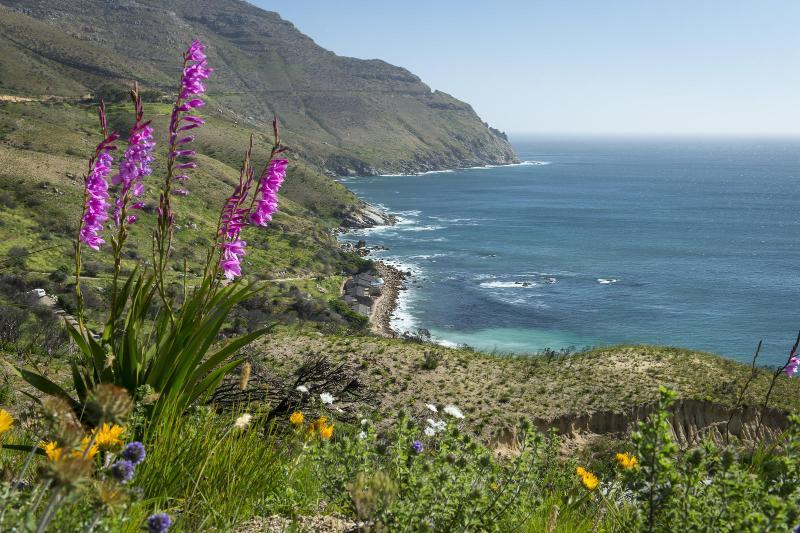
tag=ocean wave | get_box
[420,169,456,175]
[597,278,619,284]
[393,209,421,217]
[480,281,539,289]
[403,225,444,232]
[408,253,450,260]
[466,160,551,170]
[376,161,550,177]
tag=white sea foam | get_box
[467,160,551,170]
[480,281,539,289]
[408,253,450,260]
[375,161,549,177]
[421,169,456,175]
[403,225,444,232]
[597,278,619,284]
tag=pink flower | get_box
[219,239,246,280]
[785,356,799,377]
[80,133,119,250]
[164,40,212,207]
[112,116,154,226]
[250,159,288,226]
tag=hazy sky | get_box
[253,1,800,136]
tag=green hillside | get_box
[0,0,517,176]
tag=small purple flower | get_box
[411,440,424,454]
[110,459,135,483]
[147,513,172,533]
[121,441,146,465]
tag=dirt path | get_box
[0,94,89,103]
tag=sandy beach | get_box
[369,261,405,337]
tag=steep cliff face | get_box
[0,0,518,176]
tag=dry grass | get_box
[254,330,800,437]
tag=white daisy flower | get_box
[443,404,464,419]
[426,418,446,434]
[320,392,335,405]
[361,418,369,426]
[426,404,438,413]
[296,385,309,393]
[358,431,367,439]
[424,426,436,437]
[234,413,252,430]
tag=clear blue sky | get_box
[252,1,800,136]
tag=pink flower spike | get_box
[174,189,190,196]
[182,116,205,125]
[177,99,205,112]
[174,175,190,182]
[176,162,197,169]
[784,356,800,377]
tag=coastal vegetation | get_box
[0,5,798,533]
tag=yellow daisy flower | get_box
[289,411,304,426]
[93,423,124,450]
[311,416,327,431]
[41,441,63,461]
[318,423,334,440]
[576,466,599,491]
[615,452,638,470]
[72,436,100,459]
[0,409,13,435]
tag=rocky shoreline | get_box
[337,200,409,338]
[369,261,407,338]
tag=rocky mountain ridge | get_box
[0,0,518,178]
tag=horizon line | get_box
[505,131,800,138]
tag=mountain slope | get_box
[0,0,517,175]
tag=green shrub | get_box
[329,299,369,330]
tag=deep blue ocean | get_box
[340,137,800,366]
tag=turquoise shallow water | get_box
[340,137,800,365]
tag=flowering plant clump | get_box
[17,37,289,429]
[306,414,566,530]
[4,38,293,532]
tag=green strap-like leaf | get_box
[12,366,81,412]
